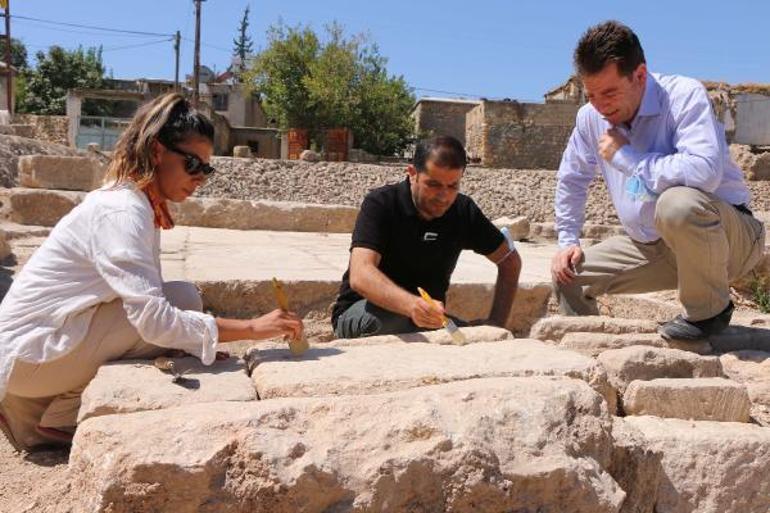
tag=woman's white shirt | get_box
[0,183,219,400]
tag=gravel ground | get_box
[198,157,770,224]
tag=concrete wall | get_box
[466,100,578,170]
[12,114,69,146]
[413,99,480,145]
[735,93,770,146]
[230,127,280,159]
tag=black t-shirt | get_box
[331,177,505,326]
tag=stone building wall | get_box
[413,99,480,145]
[466,100,578,170]
[12,114,69,146]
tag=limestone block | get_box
[598,346,722,398]
[528,221,556,240]
[720,350,770,425]
[608,417,663,513]
[232,145,252,158]
[622,378,751,422]
[7,187,84,226]
[561,332,713,358]
[169,197,358,232]
[0,228,10,260]
[70,377,624,513]
[328,325,514,347]
[78,357,255,422]
[299,149,320,162]
[529,316,659,342]
[251,339,617,412]
[18,155,105,191]
[492,215,530,240]
[620,415,770,513]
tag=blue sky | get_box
[8,0,769,102]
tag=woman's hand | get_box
[249,308,304,340]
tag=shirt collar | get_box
[636,72,661,118]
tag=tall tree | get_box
[244,22,415,155]
[17,45,106,115]
[232,5,254,77]
[0,37,28,70]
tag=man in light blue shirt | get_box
[552,20,766,340]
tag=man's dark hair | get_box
[574,20,646,77]
[413,135,467,172]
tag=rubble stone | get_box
[492,215,530,240]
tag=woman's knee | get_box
[162,281,203,312]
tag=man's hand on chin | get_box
[598,128,629,162]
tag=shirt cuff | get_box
[188,311,219,366]
[558,231,581,248]
[610,145,642,176]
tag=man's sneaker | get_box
[658,301,734,341]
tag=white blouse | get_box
[0,183,219,401]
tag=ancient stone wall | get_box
[413,99,479,145]
[11,114,69,146]
[466,100,578,170]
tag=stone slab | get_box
[598,346,722,398]
[1,187,84,226]
[620,415,770,513]
[560,332,712,358]
[78,356,255,423]
[251,339,617,412]
[529,316,659,342]
[719,350,770,425]
[17,155,105,191]
[328,325,514,346]
[622,378,751,422]
[70,377,624,513]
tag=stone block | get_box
[251,339,617,412]
[561,332,713,358]
[720,350,770,425]
[598,346,722,398]
[492,215,530,240]
[169,197,359,232]
[328,325,514,347]
[299,149,320,162]
[622,378,751,422]
[5,187,84,226]
[78,357,256,423]
[232,145,252,158]
[608,417,663,513]
[70,377,624,513]
[529,315,659,342]
[0,228,10,260]
[18,155,105,191]
[620,415,770,513]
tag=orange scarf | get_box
[142,183,175,230]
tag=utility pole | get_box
[173,30,181,91]
[1,0,12,116]
[192,0,205,107]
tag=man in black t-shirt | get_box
[332,135,522,339]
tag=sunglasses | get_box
[163,144,216,176]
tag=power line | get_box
[12,14,173,37]
[102,38,174,53]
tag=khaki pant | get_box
[556,187,766,321]
[1,281,202,448]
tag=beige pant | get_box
[557,186,766,320]
[1,281,202,448]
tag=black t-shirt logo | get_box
[423,232,438,242]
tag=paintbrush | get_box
[417,287,467,345]
[272,277,309,356]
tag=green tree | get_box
[244,22,415,156]
[232,5,254,78]
[17,45,106,115]
[0,37,28,70]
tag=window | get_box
[212,93,229,112]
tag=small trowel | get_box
[417,287,467,345]
[272,277,309,356]
[154,357,192,385]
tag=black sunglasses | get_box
[164,144,216,176]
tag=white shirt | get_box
[0,183,219,401]
[555,72,751,247]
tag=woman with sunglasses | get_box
[0,93,304,452]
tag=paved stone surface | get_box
[559,332,712,357]
[78,357,255,422]
[622,378,751,422]
[598,346,722,399]
[251,339,617,412]
[619,415,770,513]
[70,378,624,513]
[529,316,659,342]
[719,350,770,425]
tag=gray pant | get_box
[556,186,766,321]
[334,299,466,339]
